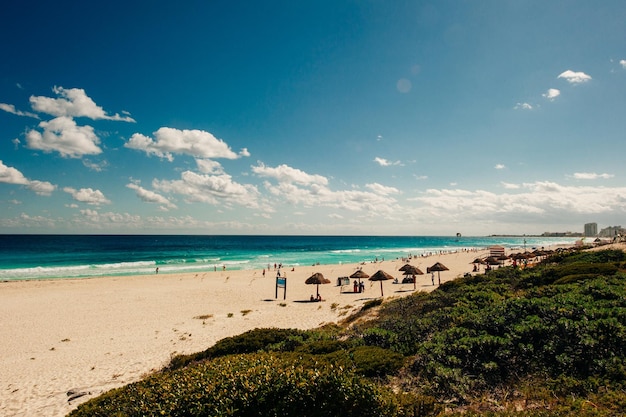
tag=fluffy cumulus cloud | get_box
[251,162,328,185]
[25,116,102,158]
[410,181,626,227]
[63,187,111,205]
[126,183,177,210]
[366,182,400,196]
[558,70,592,84]
[0,160,56,195]
[253,163,399,216]
[153,171,260,208]
[29,86,135,121]
[621,60,626,69]
[196,159,225,174]
[27,180,57,196]
[542,88,561,101]
[0,160,29,185]
[125,127,248,161]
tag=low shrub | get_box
[554,273,601,284]
[349,345,405,377]
[168,327,308,370]
[69,353,398,417]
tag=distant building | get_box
[584,222,597,237]
[598,225,625,238]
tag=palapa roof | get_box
[401,265,424,275]
[483,256,501,265]
[398,264,414,272]
[428,262,449,272]
[305,272,330,285]
[350,269,370,279]
[368,270,394,281]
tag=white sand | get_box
[0,247,513,416]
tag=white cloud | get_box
[63,187,111,205]
[542,88,561,101]
[495,164,506,170]
[620,60,626,69]
[25,116,102,158]
[125,127,247,161]
[29,86,135,122]
[153,171,260,209]
[261,180,398,216]
[82,159,109,172]
[251,163,402,216]
[558,70,592,84]
[366,182,400,195]
[374,157,401,166]
[126,183,177,210]
[27,180,57,196]
[0,103,39,118]
[196,159,225,174]
[251,162,328,185]
[514,102,533,110]
[501,182,520,189]
[410,181,626,228]
[0,160,56,195]
[572,172,614,180]
[0,160,29,185]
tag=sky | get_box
[1,0,625,236]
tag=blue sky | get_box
[1,0,625,235]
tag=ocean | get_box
[0,235,579,281]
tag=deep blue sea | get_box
[0,235,579,281]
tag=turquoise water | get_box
[0,235,578,281]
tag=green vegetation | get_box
[69,249,626,416]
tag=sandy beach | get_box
[0,246,544,416]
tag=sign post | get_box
[276,274,286,300]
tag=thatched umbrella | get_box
[400,265,423,289]
[350,269,370,292]
[369,270,394,297]
[483,256,501,266]
[350,269,369,283]
[305,272,330,298]
[496,254,509,266]
[428,262,449,285]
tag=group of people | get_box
[309,294,323,302]
[353,280,365,293]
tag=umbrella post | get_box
[380,281,384,297]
